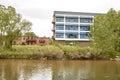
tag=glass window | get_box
[80,18,93,23]
[56,17,64,22]
[56,25,64,30]
[56,33,64,38]
[80,32,90,39]
[65,32,78,38]
[65,25,78,30]
[65,17,78,23]
[80,25,90,31]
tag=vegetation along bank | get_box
[0,45,120,60]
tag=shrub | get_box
[61,45,90,59]
[104,50,118,58]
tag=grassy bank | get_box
[0,45,64,60]
[0,45,119,60]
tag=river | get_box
[0,59,120,80]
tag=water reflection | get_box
[0,60,120,80]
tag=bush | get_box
[61,45,90,59]
[104,50,118,58]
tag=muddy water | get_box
[0,59,120,80]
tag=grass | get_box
[0,45,64,59]
[0,45,119,60]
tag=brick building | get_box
[12,36,50,45]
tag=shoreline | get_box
[0,45,119,60]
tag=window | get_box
[65,17,78,23]
[80,25,90,31]
[65,25,78,30]
[80,32,90,39]
[65,32,78,38]
[56,33,64,38]
[56,17,64,22]
[80,18,93,23]
[56,25,64,30]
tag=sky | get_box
[0,0,120,37]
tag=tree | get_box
[114,11,120,52]
[0,4,32,49]
[90,8,120,54]
[24,32,36,37]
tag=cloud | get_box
[18,8,52,19]
[22,15,52,37]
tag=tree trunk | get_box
[4,40,12,50]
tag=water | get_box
[0,59,120,80]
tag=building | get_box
[12,36,50,45]
[52,11,103,46]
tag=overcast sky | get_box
[0,0,120,37]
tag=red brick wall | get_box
[13,36,50,45]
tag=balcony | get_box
[80,25,90,31]
[56,17,64,22]
[52,19,55,24]
[65,25,78,31]
[52,28,55,31]
[80,18,93,23]
[65,17,78,23]
[80,32,91,39]
[65,33,78,39]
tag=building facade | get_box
[52,11,102,45]
[12,36,50,45]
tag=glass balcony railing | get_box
[56,25,64,30]
[55,33,64,38]
[65,25,78,31]
[80,18,93,23]
[65,33,78,38]
[65,17,78,23]
[80,32,90,39]
[56,17,64,22]
[80,25,90,31]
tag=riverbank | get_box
[0,45,63,60]
[0,45,119,60]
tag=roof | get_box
[54,11,105,16]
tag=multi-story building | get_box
[52,11,103,45]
